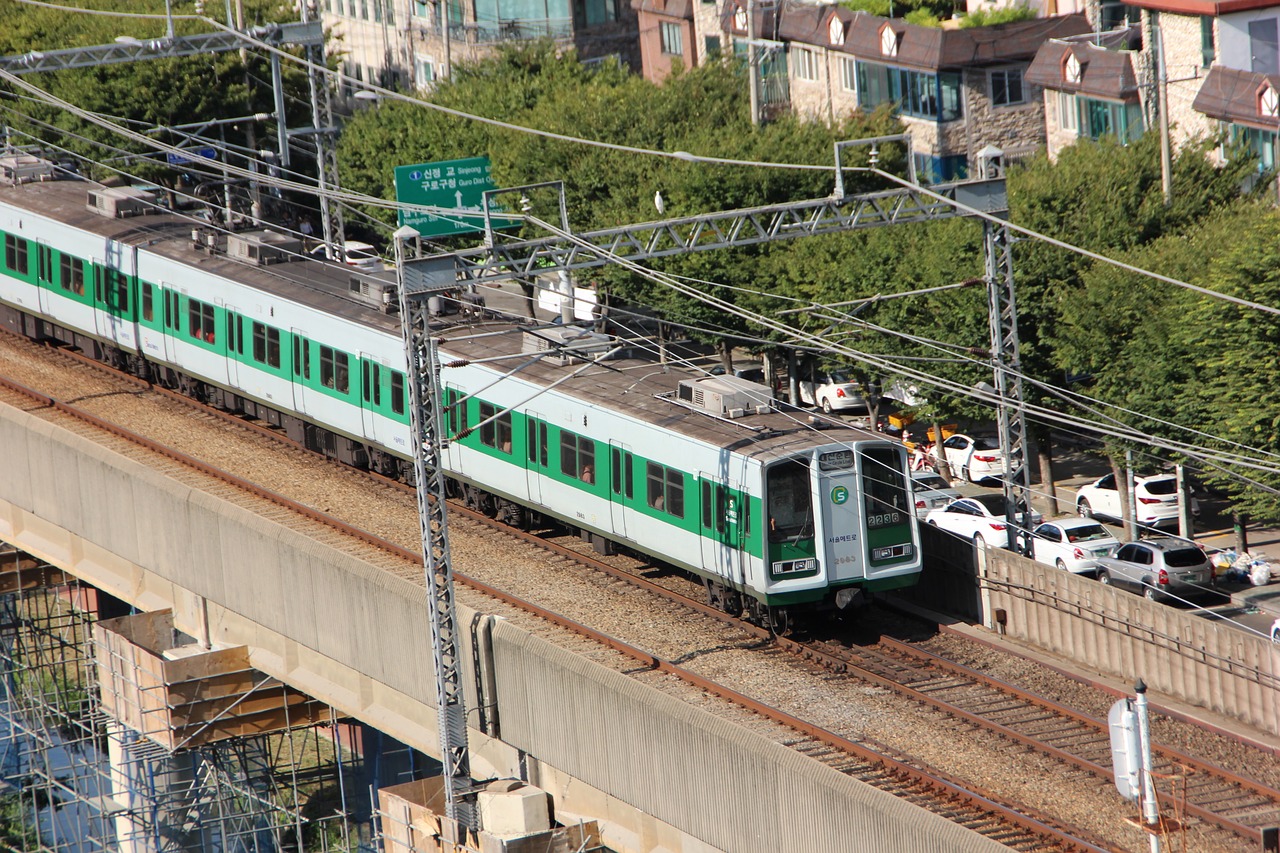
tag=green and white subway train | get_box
[0,159,921,628]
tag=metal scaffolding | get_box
[0,549,371,853]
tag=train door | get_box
[814,449,865,584]
[34,242,52,316]
[224,306,242,387]
[359,354,381,443]
[161,286,180,365]
[699,475,745,584]
[525,412,547,505]
[95,239,129,345]
[608,441,633,539]
[291,329,313,416]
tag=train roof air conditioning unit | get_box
[347,271,399,314]
[677,376,773,418]
[0,155,54,186]
[226,229,303,266]
[87,186,156,218]
[522,326,615,366]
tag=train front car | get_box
[760,438,920,628]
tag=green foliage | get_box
[956,6,1038,27]
[0,0,311,184]
[904,9,943,26]
[837,0,955,22]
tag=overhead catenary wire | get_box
[6,31,1280,503]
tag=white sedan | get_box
[798,371,868,413]
[924,494,1042,550]
[929,433,1005,483]
[1029,518,1120,574]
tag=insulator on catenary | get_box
[443,359,469,367]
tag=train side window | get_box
[479,402,512,453]
[253,322,281,368]
[647,462,684,517]
[4,234,29,276]
[141,283,154,321]
[560,432,577,478]
[362,361,371,403]
[560,431,594,482]
[528,419,539,464]
[624,451,633,498]
[701,481,712,528]
[188,299,215,343]
[390,371,405,415]
[538,422,547,466]
[60,257,85,296]
[612,448,622,496]
[716,485,727,533]
[320,346,349,393]
[292,337,311,379]
[371,364,381,406]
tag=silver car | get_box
[909,471,961,520]
[1094,537,1213,601]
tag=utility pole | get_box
[1155,17,1172,206]
[747,0,760,126]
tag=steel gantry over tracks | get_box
[394,153,1035,826]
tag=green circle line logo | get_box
[831,485,849,504]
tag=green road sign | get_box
[394,156,519,238]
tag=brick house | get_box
[1025,26,1146,158]
[718,3,1091,181]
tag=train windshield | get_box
[860,446,909,528]
[766,459,813,542]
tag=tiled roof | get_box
[723,4,1091,70]
[1026,30,1141,101]
[1192,65,1280,129]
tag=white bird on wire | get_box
[654,190,664,215]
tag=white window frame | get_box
[415,54,436,86]
[989,67,1026,107]
[1057,91,1078,132]
[839,56,856,93]
[793,46,818,82]
[660,21,684,56]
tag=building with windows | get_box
[715,3,1090,182]
[318,0,640,94]
[1026,27,1145,157]
[633,0,702,81]
[1026,0,1280,172]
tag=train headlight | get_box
[873,544,913,561]
[772,558,817,575]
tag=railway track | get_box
[0,346,1117,852]
[3,335,1278,850]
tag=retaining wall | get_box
[982,549,1280,737]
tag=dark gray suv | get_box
[1093,537,1213,601]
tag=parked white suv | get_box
[1076,473,1194,531]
